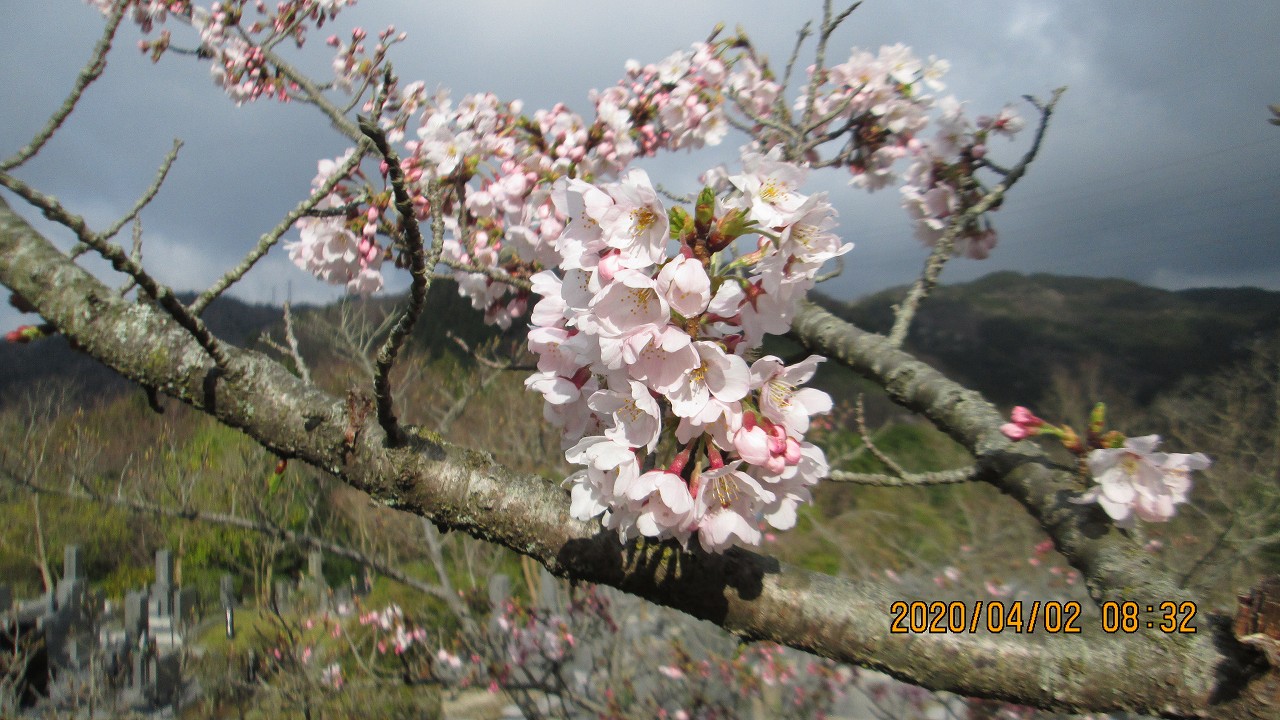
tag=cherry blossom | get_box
[104,1,1038,553]
[1078,435,1211,526]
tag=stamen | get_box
[759,179,788,204]
[768,377,796,408]
[689,363,708,386]
[711,473,740,509]
[630,206,657,236]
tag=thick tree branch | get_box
[1,194,1271,719]
[792,301,1189,607]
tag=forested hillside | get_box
[818,271,1280,407]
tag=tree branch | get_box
[887,88,1065,347]
[359,120,442,446]
[1,193,1270,719]
[791,301,1193,607]
[0,2,127,172]
[190,141,368,316]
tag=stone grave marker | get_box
[488,574,511,611]
[151,549,174,617]
[308,549,324,580]
[124,590,149,646]
[303,549,329,609]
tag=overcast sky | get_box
[1,1,1278,333]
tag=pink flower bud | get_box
[783,437,802,464]
[1000,423,1029,440]
[1010,406,1043,427]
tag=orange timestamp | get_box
[890,600,1083,634]
[1099,600,1198,633]
[889,599,1199,634]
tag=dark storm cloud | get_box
[1,1,1277,331]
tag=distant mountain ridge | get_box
[0,282,504,408]
[4,273,1278,411]
[816,271,1280,407]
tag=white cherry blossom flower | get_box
[588,381,663,453]
[589,269,669,337]
[693,463,773,553]
[597,169,668,267]
[668,341,750,418]
[1078,435,1211,526]
[751,355,834,437]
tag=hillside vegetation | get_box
[2,271,1276,612]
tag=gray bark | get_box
[1,195,1274,718]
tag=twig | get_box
[829,395,979,486]
[190,142,367,315]
[360,120,443,445]
[853,396,908,476]
[0,173,230,368]
[1,2,127,172]
[420,519,471,620]
[886,88,1065,347]
[433,334,512,435]
[0,467,454,602]
[781,21,814,91]
[259,44,362,141]
[813,256,844,284]
[283,302,311,385]
[655,184,695,205]
[798,2,861,144]
[440,258,532,292]
[827,467,976,486]
[1177,511,1237,589]
[727,88,802,145]
[100,139,184,241]
[118,219,145,297]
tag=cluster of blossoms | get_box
[97,2,1038,551]
[283,149,387,294]
[655,642,856,718]
[391,41,743,328]
[493,597,577,671]
[524,151,848,552]
[737,43,1025,258]
[435,584,855,718]
[357,603,430,656]
[1001,405,1211,526]
[901,98,1025,259]
[93,1,1031,320]
[391,38,1022,322]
